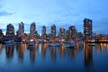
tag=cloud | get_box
[0,11,13,16]
[0,2,13,16]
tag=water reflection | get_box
[0,44,3,54]
[5,45,14,61]
[94,43,108,52]
[69,48,78,58]
[84,43,93,67]
[59,45,65,58]
[51,48,56,61]
[0,43,91,62]
[16,44,27,63]
[0,42,108,71]
[41,44,48,59]
[28,44,39,62]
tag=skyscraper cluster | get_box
[0,18,94,43]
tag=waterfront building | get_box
[77,32,83,39]
[18,22,24,36]
[49,24,56,42]
[51,24,56,37]
[41,26,47,39]
[58,28,65,39]
[16,22,26,42]
[84,18,92,38]
[42,26,46,35]
[29,22,37,39]
[6,24,15,40]
[68,26,77,39]
[30,22,36,35]
[65,30,69,40]
[0,29,4,43]
[0,18,95,43]
[29,22,38,43]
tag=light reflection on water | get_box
[0,43,108,72]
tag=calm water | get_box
[0,43,108,72]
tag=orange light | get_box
[44,40,46,42]
[30,39,34,42]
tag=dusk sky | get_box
[0,0,108,33]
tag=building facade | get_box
[30,22,36,35]
[41,26,47,39]
[6,24,15,40]
[59,28,65,39]
[51,24,56,37]
[68,26,77,39]
[18,22,24,36]
[84,18,92,38]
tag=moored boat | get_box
[48,42,62,47]
[4,40,15,45]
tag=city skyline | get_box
[0,1,108,72]
[0,18,107,35]
[0,0,108,34]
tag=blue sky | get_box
[0,0,108,33]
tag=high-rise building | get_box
[77,32,83,39]
[18,22,24,36]
[84,18,92,38]
[51,24,56,36]
[41,26,47,39]
[0,29,4,37]
[29,22,37,41]
[42,26,46,35]
[0,29,4,42]
[6,24,15,39]
[16,22,26,42]
[30,22,36,35]
[68,26,77,39]
[59,28,65,39]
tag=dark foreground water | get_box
[0,43,108,72]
